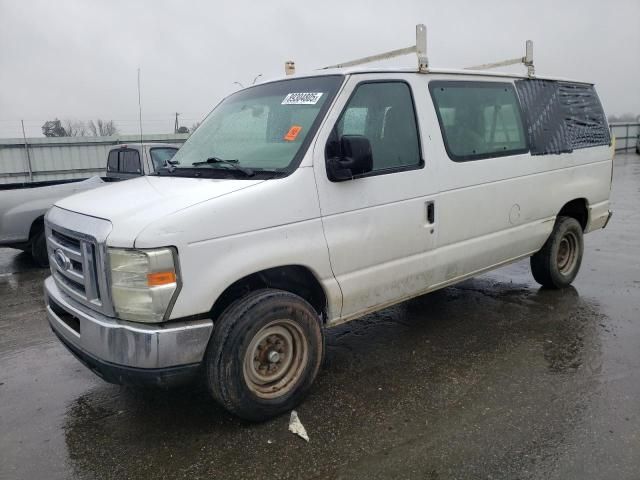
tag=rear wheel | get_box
[31,228,49,267]
[205,289,324,421]
[530,216,583,289]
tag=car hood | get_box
[55,175,264,247]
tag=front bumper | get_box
[45,276,213,385]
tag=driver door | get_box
[313,74,439,321]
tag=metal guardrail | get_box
[609,122,639,152]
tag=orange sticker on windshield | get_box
[284,125,302,141]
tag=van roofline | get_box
[256,66,593,86]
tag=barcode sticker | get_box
[281,92,323,105]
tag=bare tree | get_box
[190,121,201,133]
[42,118,118,137]
[88,119,118,136]
[63,120,89,136]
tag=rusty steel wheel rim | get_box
[243,319,308,399]
[557,231,578,275]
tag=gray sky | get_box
[1,0,638,138]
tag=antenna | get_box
[322,24,428,73]
[465,40,535,77]
[137,68,144,147]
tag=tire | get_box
[205,289,324,421]
[31,228,49,267]
[530,216,583,289]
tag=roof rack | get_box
[322,24,428,73]
[314,24,535,78]
[465,40,535,77]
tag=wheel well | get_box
[29,216,45,240]
[210,265,328,323]
[558,199,588,231]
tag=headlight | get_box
[108,247,180,323]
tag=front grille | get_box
[47,225,102,309]
[45,207,114,316]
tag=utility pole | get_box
[174,112,180,134]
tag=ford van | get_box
[44,30,612,420]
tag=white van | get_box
[44,33,612,420]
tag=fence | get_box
[609,122,639,153]
[0,133,190,184]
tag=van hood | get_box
[55,175,264,246]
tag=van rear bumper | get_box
[586,201,612,232]
[44,276,213,385]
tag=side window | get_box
[150,148,178,171]
[328,82,421,172]
[340,108,368,135]
[107,151,118,172]
[119,150,141,174]
[515,80,611,155]
[429,81,528,161]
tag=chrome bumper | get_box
[45,276,213,369]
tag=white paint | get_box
[47,71,613,327]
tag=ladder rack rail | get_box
[303,24,535,78]
[465,40,535,77]
[322,24,428,73]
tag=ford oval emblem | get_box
[53,249,71,271]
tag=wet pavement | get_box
[1,153,639,479]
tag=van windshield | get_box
[167,75,343,177]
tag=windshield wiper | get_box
[191,157,254,177]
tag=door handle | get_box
[426,201,435,225]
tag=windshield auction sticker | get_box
[281,92,323,105]
[284,125,302,141]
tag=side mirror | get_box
[327,135,373,181]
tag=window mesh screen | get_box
[515,80,610,155]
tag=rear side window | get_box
[327,81,422,173]
[429,81,528,161]
[120,150,141,173]
[515,80,610,155]
[107,151,118,171]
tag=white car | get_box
[44,63,612,420]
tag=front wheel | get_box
[530,216,584,289]
[204,289,324,421]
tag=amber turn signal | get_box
[147,271,177,287]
